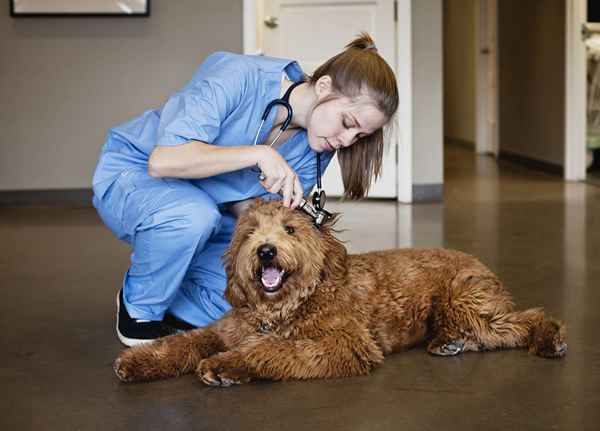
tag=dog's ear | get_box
[224,278,248,308]
[322,212,342,230]
[223,248,248,307]
[319,227,348,283]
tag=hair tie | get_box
[364,43,378,52]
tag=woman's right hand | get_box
[255,146,304,209]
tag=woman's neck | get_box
[276,78,315,130]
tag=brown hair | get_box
[308,32,399,199]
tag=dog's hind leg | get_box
[483,308,567,358]
[114,327,227,383]
[427,270,567,358]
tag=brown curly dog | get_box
[113,199,567,386]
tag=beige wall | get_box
[498,0,565,166]
[0,0,242,190]
[443,0,477,145]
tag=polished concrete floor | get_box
[1,144,599,430]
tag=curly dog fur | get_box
[114,200,567,386]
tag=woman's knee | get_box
[156,200,222,243]
[184,202,222,239]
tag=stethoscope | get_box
[252,80,332,228]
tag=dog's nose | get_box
[257,244,277,261]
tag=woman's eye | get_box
[285,225,295,234]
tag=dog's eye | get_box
[284,225,295,234]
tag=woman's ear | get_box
[315,75,333,99]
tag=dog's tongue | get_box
[261,266,282,290]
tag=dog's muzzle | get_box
[257,244,286,293]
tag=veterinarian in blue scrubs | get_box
[92,33,399,346]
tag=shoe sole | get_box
[116,291,156,348]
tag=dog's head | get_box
[223,199,346,317]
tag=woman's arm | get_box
[148,140,304,207]
[148,140,264,179]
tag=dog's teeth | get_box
[261,265,284,290]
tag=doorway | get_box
[585,0,600,185]
[443,0,498,159]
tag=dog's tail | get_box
[483,308,567,358]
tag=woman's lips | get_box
[323,138,335,151]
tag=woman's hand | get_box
[256,147,304,209]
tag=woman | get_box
[92,33,399,346]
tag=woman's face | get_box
[306,77,387,153]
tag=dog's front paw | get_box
[196,353,251,387]
[113,343,164,383]
[113,350,142,383]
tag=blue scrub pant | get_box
[93,168,233,327]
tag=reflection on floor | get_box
[1,143,599,430]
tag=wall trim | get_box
[243,0,258,55]
[446,138,475,149]
[412,184,443,203]
[0,189,93,207]
[0,186,447,206]
[499,150,564,176]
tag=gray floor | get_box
[2,144,599,430]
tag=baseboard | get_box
[0,186,445,206]
[0,188,93,207]
[498,151,564,176]
[412,184,443,203]
[445,138,475,149]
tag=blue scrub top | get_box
[92,51,334,206]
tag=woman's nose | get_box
[340,130,357,147]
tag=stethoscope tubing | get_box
[251,79,330,227]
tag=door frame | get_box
[565,0,587,181]
[242,0,414,202]
[243,0,261,55]
[476,0,499,156]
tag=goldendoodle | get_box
[114,200,566,386]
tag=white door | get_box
[261,0,397,198]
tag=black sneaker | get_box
[162,313,197,332]
[116,289,177,347]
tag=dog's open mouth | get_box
[259,265,287,293]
